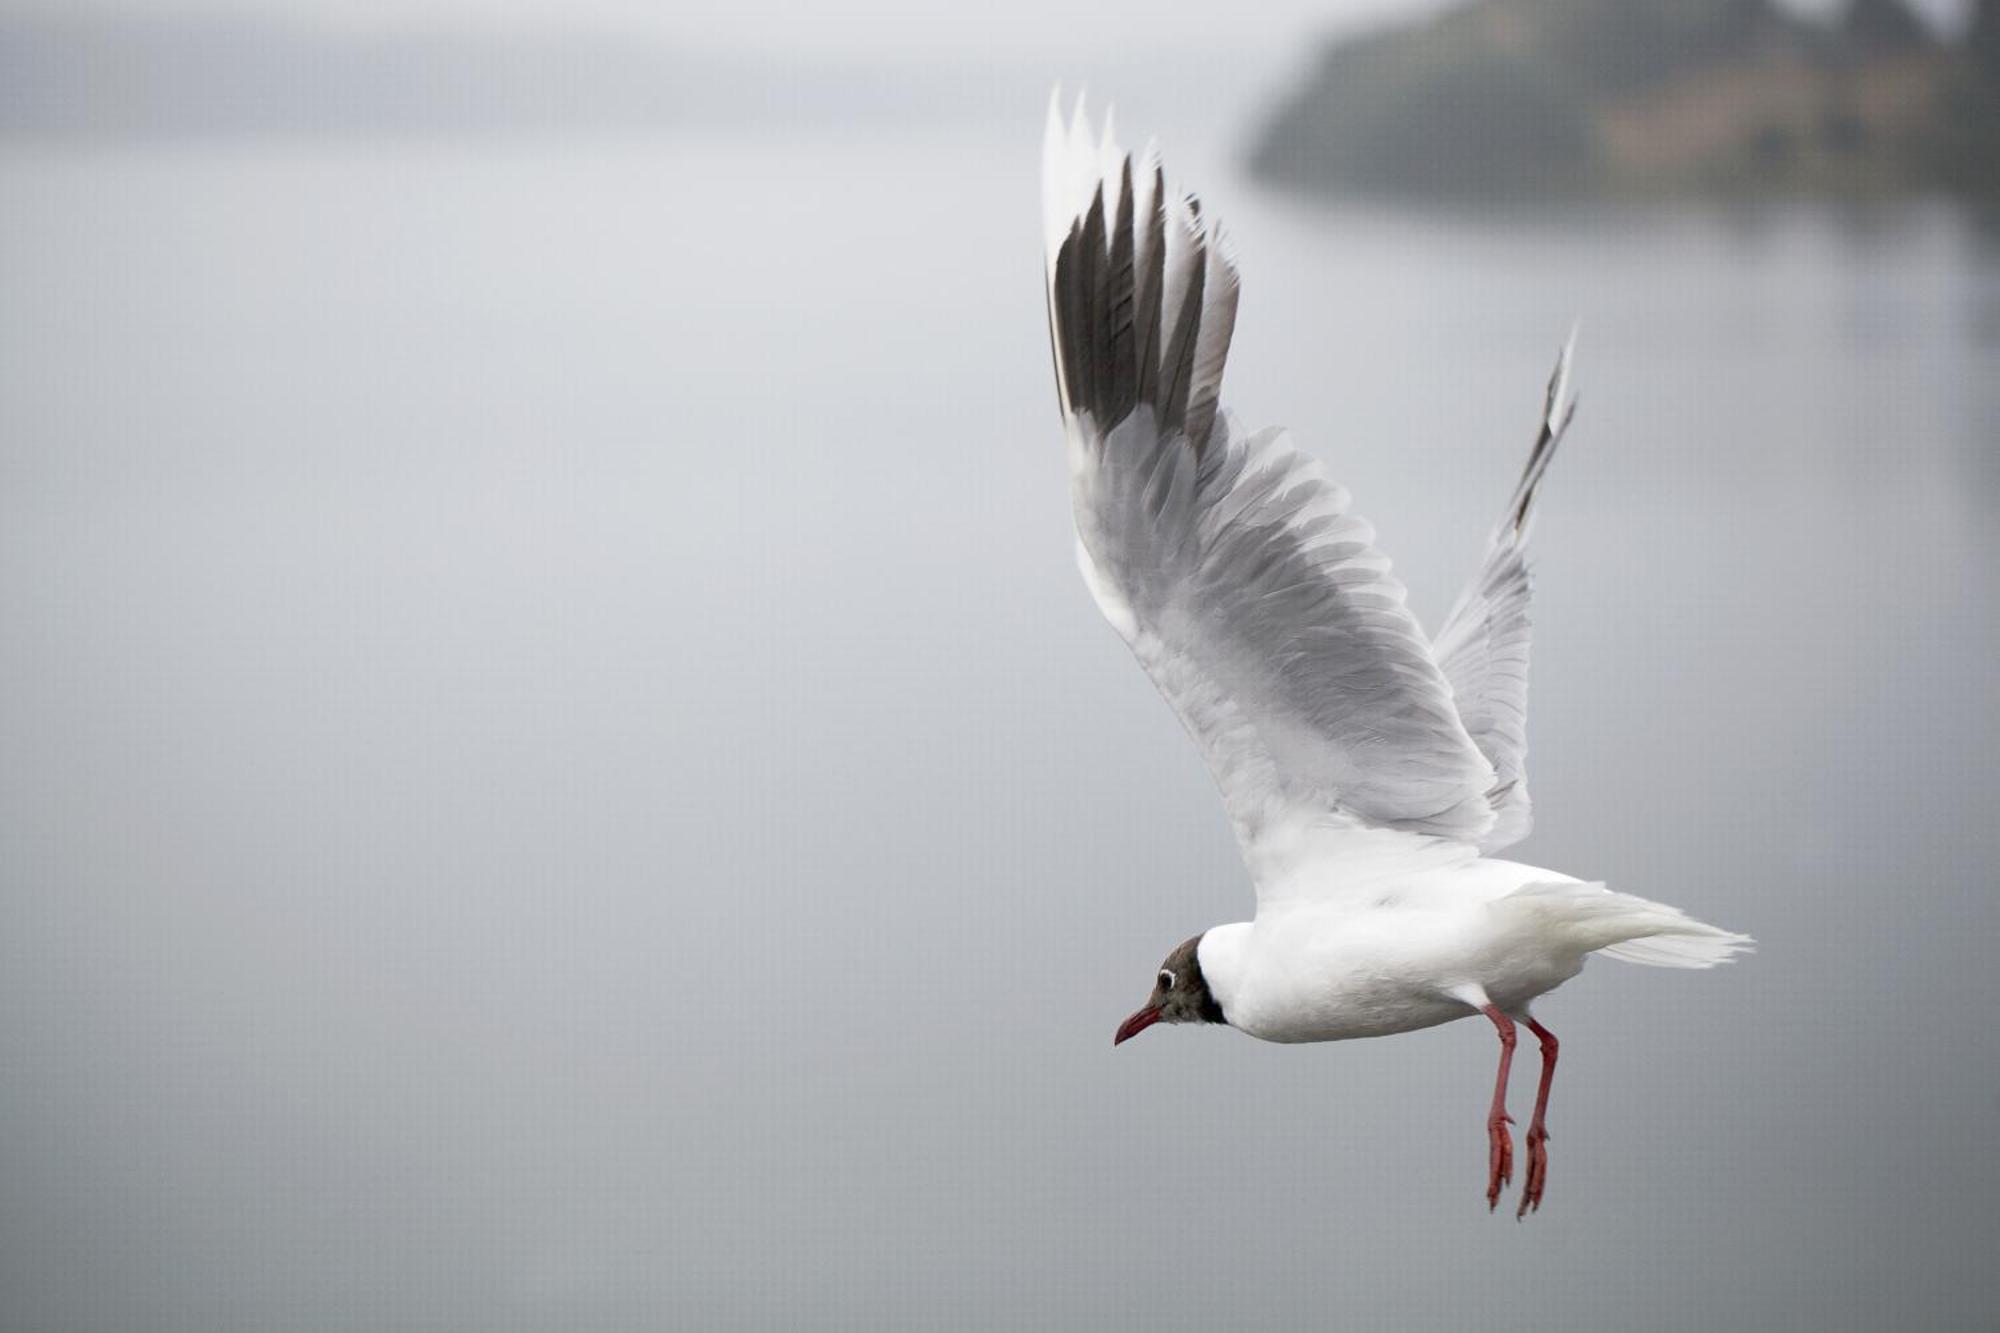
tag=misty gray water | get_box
[3,127,1998,1330]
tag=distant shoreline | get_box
[1247,0,2000,203]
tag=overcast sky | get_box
[16,0,1971,61]
[13,0,1443,56]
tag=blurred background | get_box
[2,1,1996,1329]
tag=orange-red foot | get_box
[1515,1125,1548,1218]
[1486,1113,1514,1210]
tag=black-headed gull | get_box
[1042,97,1751,1216]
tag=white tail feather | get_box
[1597,931,1754,968]
[1506,881,1754,970]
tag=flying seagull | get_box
[1042,96,1751,1216]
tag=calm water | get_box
[3,128,1997,1331]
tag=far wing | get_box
[1432,334,1578,854]
[1044,97,1498,898]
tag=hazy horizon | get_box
[1,1,1979,142]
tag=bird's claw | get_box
[1485,1115,1514,1210]
[1515,1124,1549,1219]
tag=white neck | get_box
[1196,922,1254,1025]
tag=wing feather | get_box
[1044,97,1498,897]
[1434,332,1579,853]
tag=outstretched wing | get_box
[1043,97,1497,899]
[1433,335,1578,854]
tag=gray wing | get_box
[1044,98,1498,894]
[1432,334,1578,854]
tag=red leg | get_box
[1477,1004,1516,1211]
[1516,1016,1559,1217]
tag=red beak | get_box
[1114,1006,1162,1046]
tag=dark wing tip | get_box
[1044,107,1239,449]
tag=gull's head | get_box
[1114,933,1224,1045]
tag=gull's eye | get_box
[1157,969,1176,990]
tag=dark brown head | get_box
[1113,933,1226,1045]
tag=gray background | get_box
[3,2,1997,1329]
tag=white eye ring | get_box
[1158,969,1176,990]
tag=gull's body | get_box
[1200,859,1587,1044]
[1042,98,1750,1214]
